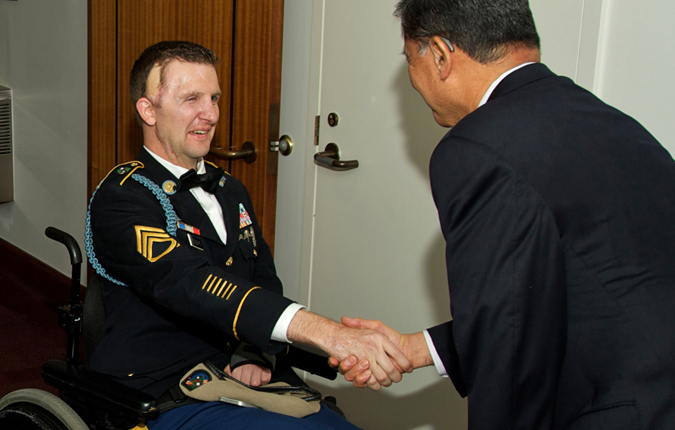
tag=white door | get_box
[276,1,595,428]
[305,1,461,429]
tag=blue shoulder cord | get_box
[85,173,178,287]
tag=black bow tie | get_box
[177,167,225,194]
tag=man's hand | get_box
[287,310,413,391]
[329,317,433,388]
[224,363,272,387]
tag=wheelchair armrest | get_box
[42,360,158,420]
[286,346,338,381]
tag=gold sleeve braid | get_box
[233,287,261,340]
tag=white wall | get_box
[532,0,675,157]
[594,0,675,156]
[0,0,88,277]
[530,0,586,80]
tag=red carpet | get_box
[0,268,67,398]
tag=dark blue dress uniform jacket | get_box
[88,149,294,397]
[426,63,675,429]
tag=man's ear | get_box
[136,97,157,126]
[430,36,452,80]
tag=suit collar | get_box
[479,62,536,107]
[488,63,555,103]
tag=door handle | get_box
[314,143,359,171]
[209,141,257,164]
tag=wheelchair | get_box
[0,227,341,430]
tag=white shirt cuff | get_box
[423,329,449,378]
[271,303,306,343]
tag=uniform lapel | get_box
[170,192,222,244]
[213,175,240,256]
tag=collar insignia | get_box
[163,180,177,195]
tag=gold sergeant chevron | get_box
[134,225,180,262]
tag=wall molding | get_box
[576,0,605,92]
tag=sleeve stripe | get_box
[221,283,233,298]
[202,274,214,290]
[226,285,238,300]
[207,277,218,293]
[232,287,260,340]
[215,280,226,296]
[200,276,242,299]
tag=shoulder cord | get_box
[84,173,178,287]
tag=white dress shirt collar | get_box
[143,146,206,178]
[478,62,536,108]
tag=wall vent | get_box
[0,85,13,203]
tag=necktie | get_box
[177,168,224,194]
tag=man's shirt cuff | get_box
[423,329,449,378]
[271,303,306,343]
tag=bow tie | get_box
[177,167,225,194]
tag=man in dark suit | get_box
[86,40,412,430]
[336,0,675,428]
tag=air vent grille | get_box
[0,101,10,156]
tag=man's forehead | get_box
[146,60,219,97]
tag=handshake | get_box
[287,311,432,391]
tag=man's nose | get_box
[201,100,219,123]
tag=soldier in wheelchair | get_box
[0,40,409,430]
[0,227,347,430]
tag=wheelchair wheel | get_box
[0,388,88,430]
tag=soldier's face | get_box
[148,60,221,169]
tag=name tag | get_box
[188,233,204,251]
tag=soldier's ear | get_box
[136,97,157,126]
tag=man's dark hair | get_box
[129,40,219,123]
[394,0,540,63]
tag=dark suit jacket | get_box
[88,149,294,397]
[427,63,675,429]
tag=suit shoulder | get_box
[432,132,501,166]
